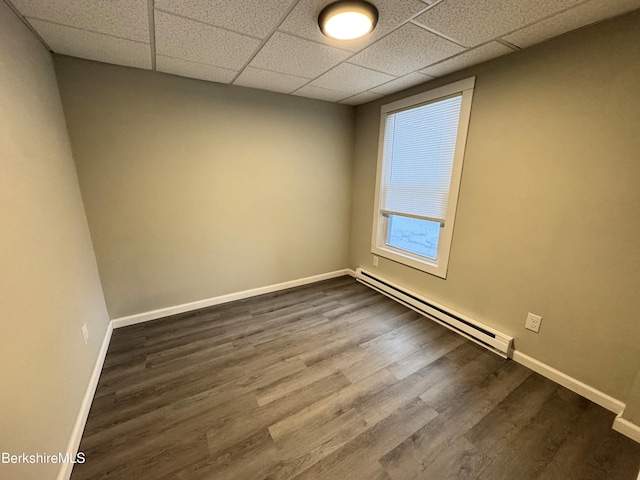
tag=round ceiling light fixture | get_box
[318,1,379,40]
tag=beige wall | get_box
[349,10,640,405]
[623,368,640,425]
[0,4,110,480]
[53,57,355,319]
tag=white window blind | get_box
[381,94,463,224]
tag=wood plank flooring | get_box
[71,276,640,480]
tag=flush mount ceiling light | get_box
[319,1,379,40]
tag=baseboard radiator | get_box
[355,268,513,358]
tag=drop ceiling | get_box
[7,0,640,105]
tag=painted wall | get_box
[623,368,640,425]
[0,4,110,480]
[53,57,355,319]
[348,10,640,406]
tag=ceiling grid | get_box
[6,0,640,104]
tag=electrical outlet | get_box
[373,255,379,267]
[525,313,542,333]
[82,323,89,345]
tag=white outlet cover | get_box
[525,313,542,333]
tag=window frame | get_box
[371,77,475,278]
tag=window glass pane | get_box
[386,215,440,260]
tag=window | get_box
[371,77,475,278]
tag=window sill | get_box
[371,245,448,279]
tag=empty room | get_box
[1,0,640,479]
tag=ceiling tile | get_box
[155,11,261,71]
[340,91,385,106]
[310,63,396,95]
[370,72,433,95]
[156,55,237,83]
[279,0,429,52]
[504,0,640,48]
[349,23,464,76]
[420,41,513,77]
[249,32,350,79]
[12,0,149,42]
[234,67,309,93]
[414,0,584,47]
[154,0,295,39]
[294,85,350,102]
[28,19,151,69]
[12,0,634,105]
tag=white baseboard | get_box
[111,269,351,328]
[346,268,356,277]
[511,350,625,415]
[613,415,640,443]
[57,321,113,480]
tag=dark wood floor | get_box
[72,276,640,480]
